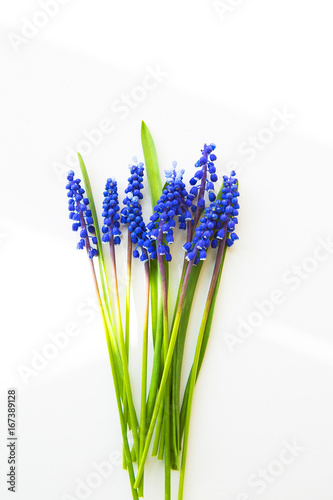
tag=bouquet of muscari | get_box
[65,122,240,500]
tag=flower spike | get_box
[66,170,98,258]
[121,158,148,259]
[184,170,239,263]
[189,143,218,209]
[101,178,122,245]
[143,163,192,262]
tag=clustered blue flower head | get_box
[189,143,218,209]
[221,171,240,247]
[101,178,121,245]
[66,170,98,259]
[183,170,239,264]
[121,158,147,249]
[139,162,192,263]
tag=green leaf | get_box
[141,121,162,209]
[141,121,163,347]
[140,122,164,433]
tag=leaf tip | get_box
[141,120,148,135]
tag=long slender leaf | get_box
[77,153,123,386]
[141,121,162,209]
[77,153,110,315]
[141,121,163,348]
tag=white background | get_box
[1,1,333,499]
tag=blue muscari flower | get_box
[189,143,218,210]
[66,170,98,259]
[101,178,121,245]
[120,158,148,260]
[143,162,192,262]
[184,170,239,263]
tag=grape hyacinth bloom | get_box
[189,143,218,210]
[66,170,98,258]
[184,170,239,263]
[101,178,122,245]
[64,128,242,500]
[144,163,192,262]
[120,158,148,262]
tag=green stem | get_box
[152,399,164,456]
[149,258,159,347]
[125,232,132,357]
[158,418,165,460]
[178,236,227,499]
[170,218,192,329]
[123,232,132,469]
[164,378,171,500]
[157,233,171,499]
[179,242,227,441]
[146,277,163,422]
[109,237,140,462]
[161,266,171,500]
[89,259,138,500]
[134,258,195,489]
[170,358,179,468]
[138,259,150,497]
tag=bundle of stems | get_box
[65,122,240,500]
